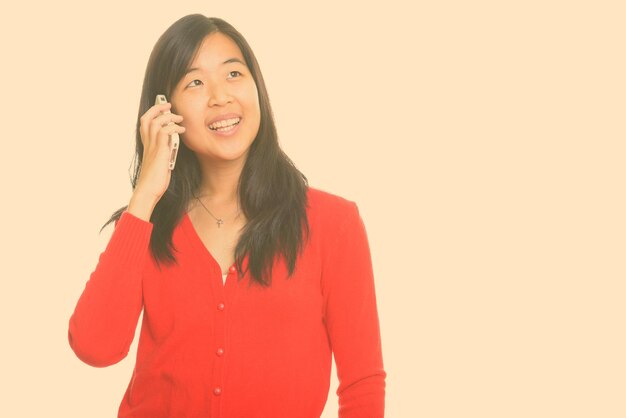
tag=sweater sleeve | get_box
[322,201,387,417]
[67,210,152,367]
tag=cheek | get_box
[242,89,260,115]
[179,106,204,126]
[180,117,204,133]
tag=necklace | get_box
[192,193,241,228]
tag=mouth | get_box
[208,117,241,131]
[207,117,242,137]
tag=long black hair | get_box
[100,14,310,287]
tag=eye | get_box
[185,71,243,88]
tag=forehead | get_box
[189,32,244,66]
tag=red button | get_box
[217,303,225,310]
[213,387,222,396]
[216,347,224,356]
[229,265,236,273]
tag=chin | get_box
[211,147,252,162]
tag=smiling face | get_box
[170,32,261,164]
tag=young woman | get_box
[68,14,386,418]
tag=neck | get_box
[194,156,245,205]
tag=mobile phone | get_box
[155,94,180,170]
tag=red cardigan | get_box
[68,186,386,417]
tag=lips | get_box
[207,117,242,137]
[208,118,241,130]
[207,113,242,126]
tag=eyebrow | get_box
[184,58,246,75]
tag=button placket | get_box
[211,286,227,412]
[215,309,226,395]
[210,263,240,413]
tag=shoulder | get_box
[306,185,357,212]
[305,186,360,229]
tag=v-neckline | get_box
[181,211,234,275]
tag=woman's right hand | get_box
[135,102,186,202]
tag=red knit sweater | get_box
[68,186,386,417]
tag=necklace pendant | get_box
[216,219,224,228]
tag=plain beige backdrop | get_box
[1,1,625,417]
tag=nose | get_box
[207,83,233,107]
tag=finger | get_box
[156,124,186,147]
[149,114,183,143]
[140,102,171,126]
[140,103,172,147]
[151,112,183,126]
[145,123,184,157]
[155,113,184,127]
[160,123,186,137]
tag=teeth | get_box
[209,117,241,130]
[213,125,236,132]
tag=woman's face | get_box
[170,32,261,164]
